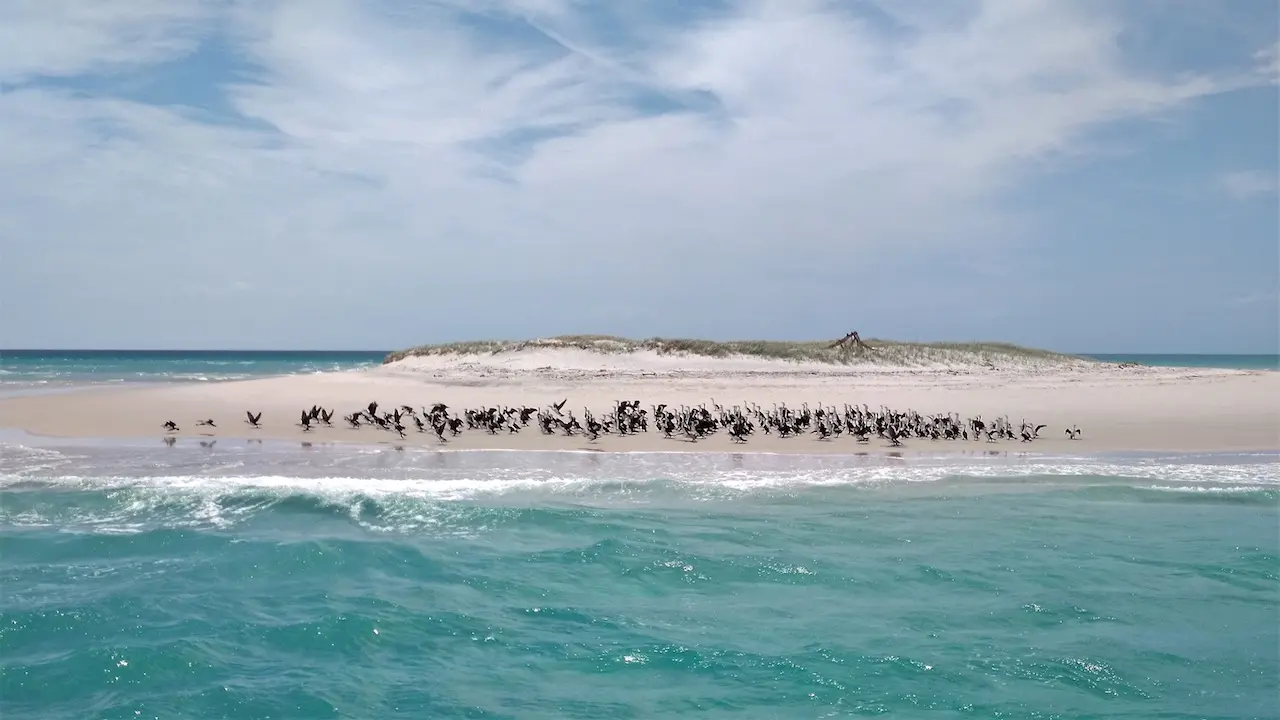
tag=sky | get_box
[0,0,1276,353]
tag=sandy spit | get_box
[0,350,1276,455]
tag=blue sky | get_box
[0,0,1276,353]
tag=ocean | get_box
[1083,354,1280,371]
[0,350,385,397]
[1,352,1277,719]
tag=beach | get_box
[1,347,1276,454]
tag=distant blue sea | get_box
[1,352,1277,718]
[1083,353,1279,370]
[0,350,386,397]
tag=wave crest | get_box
[1,444,1275,535]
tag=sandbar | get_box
[0,346,1275,455]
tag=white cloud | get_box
[1217,170,1279,200]
[1256,42,1280,79]
[0,0,1275,347]
[1232,291,1279,307]
[0,0,218,82]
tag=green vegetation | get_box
[383,335,1088,367]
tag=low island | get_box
[1,335,1276,454]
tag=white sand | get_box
[0,350,1276,454]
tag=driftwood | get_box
[829,330,876,352]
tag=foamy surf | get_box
[2,440,1275,486]
[2,440,1275,536]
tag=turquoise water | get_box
[1083,353,1279,371]
[1,442,1277,719]
[0,350,386,396]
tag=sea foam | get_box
[2,439,1275,536]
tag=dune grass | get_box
[384,335,1088,367]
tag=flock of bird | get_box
[161,399,1083,447]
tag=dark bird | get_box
[158,393,1085,456]
[886,425,903,447]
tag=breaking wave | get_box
[2,441,1275,535]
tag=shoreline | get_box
[1,350,1277,456]
[4,426,1277,464]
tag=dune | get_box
[0,336,1276,454]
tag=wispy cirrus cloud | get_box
[1217,169,1279,200]
[0,0,218,81]
[0,0,1276,350]
[1232,291,1279,307]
